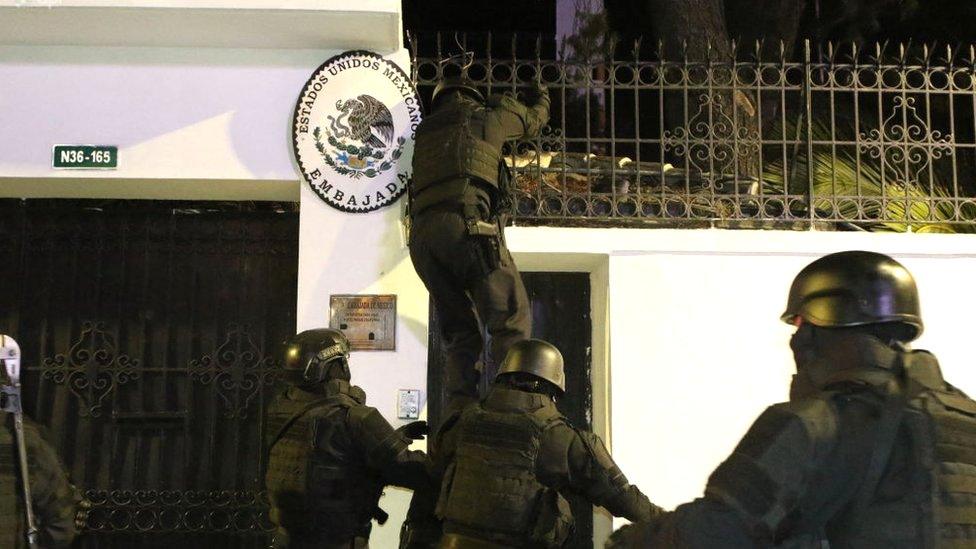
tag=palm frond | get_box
[762,120,976,233]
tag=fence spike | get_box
[511,33,518,61]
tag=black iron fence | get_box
[411,33,976,231]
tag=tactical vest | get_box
[411,98,502,214]
[913,386,976,547]
[436,393,570,548]
[828,358,976,548]
[265,382,383,543]
[0,415,20,548]
[841,384,976,548]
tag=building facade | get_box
[3,1,976,547]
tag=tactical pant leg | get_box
[408,211,485,409]
[469,243,531,382]
[401,482,443,549]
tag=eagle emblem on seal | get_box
[313,94,406,179]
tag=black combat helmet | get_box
[283,328,351,383]
[781,250,923,340]
[496,339,566,394]
[431,76,484,106]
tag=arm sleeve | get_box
[26,424,80,548]
[347,405,430,490]
[486,86,551,141]
[645,398,849,547]
[541,425,662,523]
[607,499,757,549]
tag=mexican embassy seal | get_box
[293,50,421,212]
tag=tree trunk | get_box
[726,0,808,147]
[725,0,807,60]
[649,0,732,62]
[648,0,760,181]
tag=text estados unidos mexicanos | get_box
[296,56,420,137]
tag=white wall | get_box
[0,1,401,51]
[0,45,344,193]
[506,226,976,530]
[0,0,401,200]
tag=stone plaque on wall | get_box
[329,294,396,351]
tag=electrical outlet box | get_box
[397,389,420,420]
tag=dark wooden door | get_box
[0,199,298,548]
[427,271,594,547]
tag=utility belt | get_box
[414,198,505,275]
[410,176,503,219]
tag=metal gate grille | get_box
[0,199,298,547]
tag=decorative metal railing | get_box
[411,33,976,231]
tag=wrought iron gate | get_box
[0,199,298,547]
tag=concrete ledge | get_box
[0,1,401,52]
[0,177,300,201]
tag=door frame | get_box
[515,252,613,549]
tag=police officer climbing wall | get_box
[265,329,433,549]
[607,251,976,548]
[408,72,550,414]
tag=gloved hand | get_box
[397,420,429,440]
[75,498,92,531]
[522,83,549,104]
[605,523,640,549]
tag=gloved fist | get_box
[74,498,92,530]
[397,420,429,441]
[522,84,548,104]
